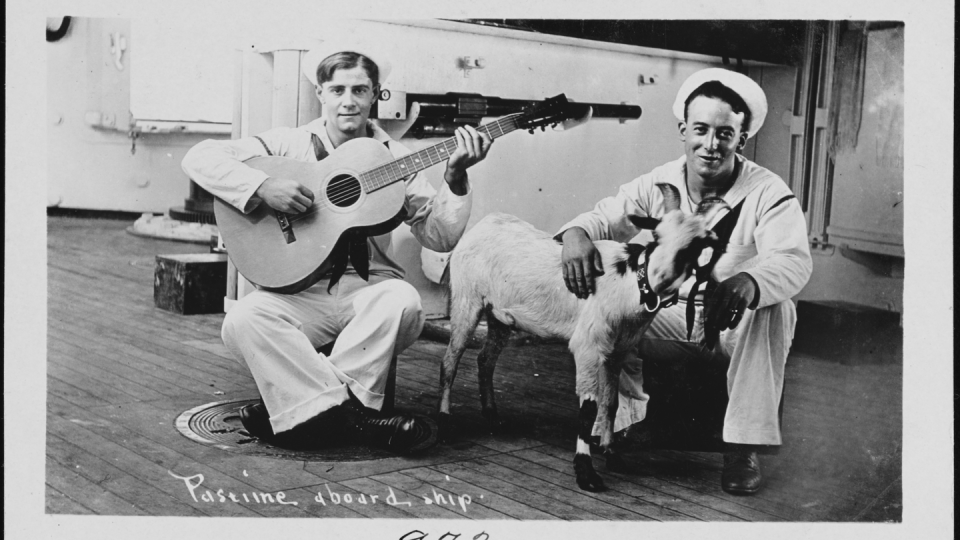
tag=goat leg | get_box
[574,398,606,492]
[438,301,484,441]
[477,313,511,433]
[597,358,632,473]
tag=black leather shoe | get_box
[721,446,762,495]
[238,400,275,440]
[351,411,437,454]
[242,399,352,448]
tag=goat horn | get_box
[655,183,682,213]
[697,196,731,224]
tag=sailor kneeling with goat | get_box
[558,67,812,495]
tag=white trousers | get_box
[610,299,796,445]
[221,274,425,433]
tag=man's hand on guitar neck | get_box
[256,177,316,214]
[444,125,493,196]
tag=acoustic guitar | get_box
[214,94,580,294]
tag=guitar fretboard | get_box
[360,114,521,193]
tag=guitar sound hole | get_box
[326,175,363,207]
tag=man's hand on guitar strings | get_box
[256,177,316,214]
[444,125,493,195]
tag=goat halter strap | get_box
[638,246,678,312]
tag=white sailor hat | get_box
[301,40,392,87]
[672,68,768,138]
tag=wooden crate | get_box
[154,253,228,315]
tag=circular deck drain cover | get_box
[176,399,433,462]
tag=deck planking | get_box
[44,216,903,521]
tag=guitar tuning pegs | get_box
[528,129,535,134]
[541,126,546,131]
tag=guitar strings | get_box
[285,115,522,224]
[284,164,421,223]
[288,146,451,219]
[288,133,508,222]
[323,113,517,203]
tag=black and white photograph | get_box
[6,1,954,539]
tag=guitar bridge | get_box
[275,212,296,244]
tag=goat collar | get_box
[637,244,679,313]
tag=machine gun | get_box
[375,91,641,137]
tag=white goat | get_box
[438,183,728,492]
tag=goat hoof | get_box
[574,454,607,492]
[576,470,607,492]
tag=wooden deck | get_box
[45,215,902,522]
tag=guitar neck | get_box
[361,114,521,193]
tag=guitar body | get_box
[214,137,406,293]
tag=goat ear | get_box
[655,183,682,213]
[627,214,661,230]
